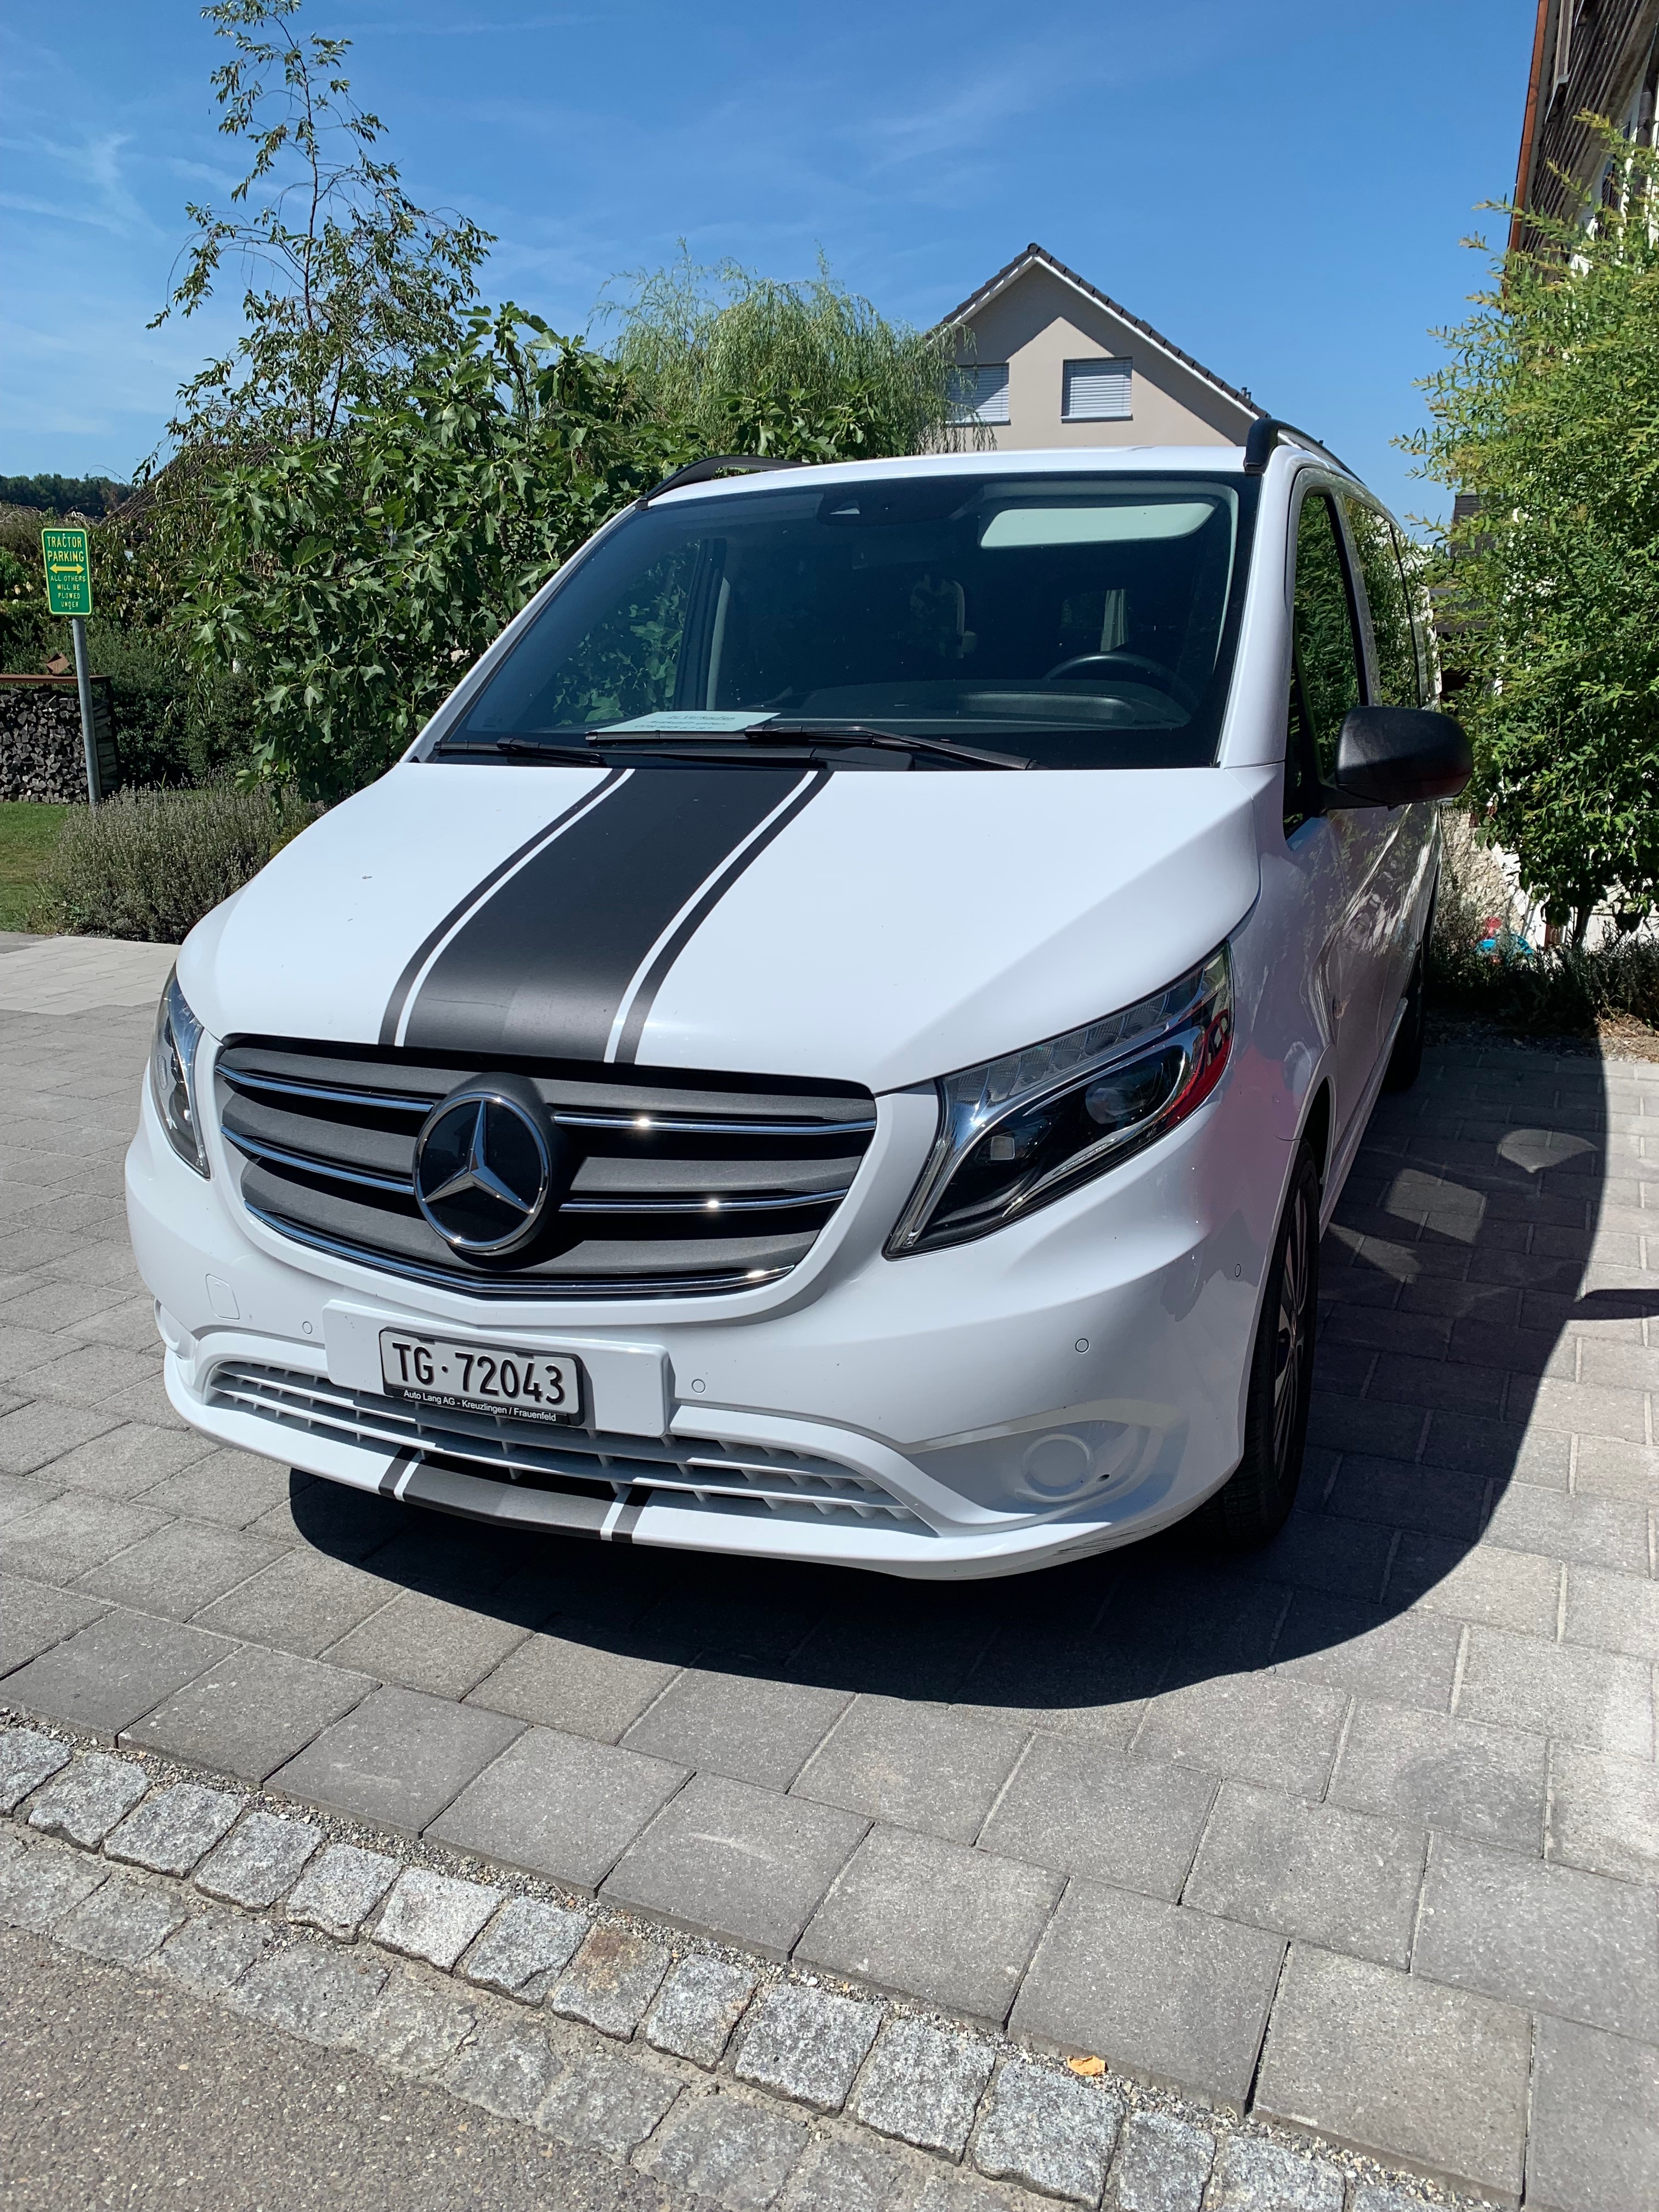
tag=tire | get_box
[1382,938,1426,1093]
[1194,1141,1320,1551]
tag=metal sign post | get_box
[39,527,99,809]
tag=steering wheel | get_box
[1043,651,1195,708]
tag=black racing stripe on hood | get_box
[610,766,828,1064]
[399,766,812,1062]
[379,767,627,1048]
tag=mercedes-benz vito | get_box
[127,423,1470,1577]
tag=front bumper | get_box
[128,1048,1278,1579]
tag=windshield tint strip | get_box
[400,766,823,1062]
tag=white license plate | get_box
[379,1331,583,1426]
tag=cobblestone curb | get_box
[0,1715,1482,2212]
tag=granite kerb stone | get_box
[0,1713,1493,2212]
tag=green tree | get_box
[1407,120,1659,940]
[606,255,972,462]
[0,476,130,517]
[153,0,490,452]
[182,307,686,795]
[0,540,49,671]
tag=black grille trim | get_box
[218,1038,876,1297]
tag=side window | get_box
[1288,490,1364,817]
[1341,494,1419,708]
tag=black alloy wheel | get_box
[1195,1139,1321,1550]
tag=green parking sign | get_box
[41,527,92,617]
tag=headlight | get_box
[150,968,209,1178]
[887,946,1232,1256]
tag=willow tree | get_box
[605,257,973,462]
[1407,121,1659,939]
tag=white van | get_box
[128,424,1469,1578]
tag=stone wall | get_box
[0,685,101,802]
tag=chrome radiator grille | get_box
[213,1040,876,1298]
[205,1360,928,1530]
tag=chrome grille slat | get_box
[224,1129,414,1196]
[241,1204,795,1299]
[222,1070,436,1116]
[205,1360,929,1528]
[551,1109,876,1138]
[222,1127,850,1217]
[221,1066,874,1139]
[560,1187,851,1217]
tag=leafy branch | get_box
[153,1,490,451]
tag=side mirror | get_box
[1333,704,1472,807]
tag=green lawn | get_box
[0,800,67,930]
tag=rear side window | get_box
[1289,490,1364,796]
[1391,521,1436,705]
[1341,494,1420,708]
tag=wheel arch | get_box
[1299,1079,1334,1186]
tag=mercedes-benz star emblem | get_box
[414,1080,560,1258]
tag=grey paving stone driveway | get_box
[0,938,1657,2208]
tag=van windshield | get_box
[446,471,1255,769]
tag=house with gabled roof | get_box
[940,243,1262,451]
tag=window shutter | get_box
[950,365,1009,424]
[1062,358,1132,422]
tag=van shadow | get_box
[291,1039,1651,1728]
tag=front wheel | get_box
[1194,1142,1320,1551]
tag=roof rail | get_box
[1242,417,1355,479]
[637,455,808,505]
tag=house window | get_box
[1062,358,1133,422]
[949,365,1010,424]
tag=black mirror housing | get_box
[1333,704,1472,807]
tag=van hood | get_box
[180,761,1264,1093]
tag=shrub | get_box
[1407,121,1659,938]
[0,543,47,672]
[1427,837,1659,1034]
[32,783,320,944]
[183,306,684,795]
[90,623,259,788]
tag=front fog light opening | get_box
[1022,1431,1097,1497]
[888,945,1232,1256]
[1019,1423,1147,1500]
[150,967,210,1178]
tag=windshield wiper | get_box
[585,721,1030,770]
[434,736,599,763]
[437,724,1031,770]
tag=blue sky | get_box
[2,1,1533,522]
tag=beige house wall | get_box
[957,262,1255,451]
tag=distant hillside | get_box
[0,475,132,518]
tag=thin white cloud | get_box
[336,12,601,30]
[854,57,1056,172]
[0,128,159,239]
[162,155,244,195]
[0,189,132,237]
